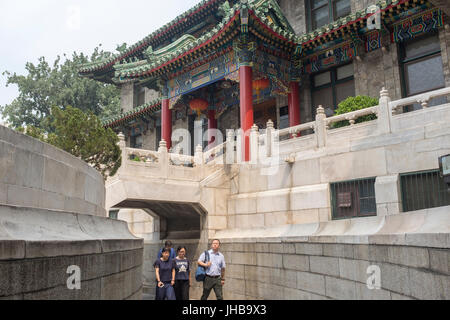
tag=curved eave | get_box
[80,0,221,75]
[103,101,162,128]
[116,8,298,82]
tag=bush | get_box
[332,96,379,128]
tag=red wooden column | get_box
[161,99,172,149]
[288,81,301,128]
[208,109,217,148]
[239,66,254,162]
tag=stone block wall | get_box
[0,125,105,217]
[141,233,449,300]
[0,244,143,300]
[118,209,155,240]
[0,124,144,300]
[277,0,307,35]
[120,83,134,114]
[226,102,450,229]
[212,239,449,300]
[0,205,144,300]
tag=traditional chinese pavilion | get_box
[80,0,448,161]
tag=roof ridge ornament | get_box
[218,0,232,17]
[116,43,128,54]
[144,34,197,63]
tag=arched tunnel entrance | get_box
[112,200,207,240]
[110,200,209,299]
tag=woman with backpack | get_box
[173,246,191,300]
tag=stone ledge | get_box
[216,207,450,249]
[25,240,102,259]
[0,249,144,299]
[101,239,144,253]
[0,204,141,250]
[0,241,26,260]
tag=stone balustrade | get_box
[203,142,226,164]
[390,86,450,114]
[115,87,450,175]
[325,106,379,128]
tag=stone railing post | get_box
[378,87,392,134]
[194,145,204,167]
[266,119,274,158]
[315,106,327,148]
[158,139,169,177]
[250,124,259,165]
[117,132,127,173]
[226,130,235,165]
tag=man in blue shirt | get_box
[157,240,176,260]
[198,239,226,300]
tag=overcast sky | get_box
[0,0,203,125]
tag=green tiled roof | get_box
[80,0,299,76]
[101,0,426,128]
[113,0,299,81]
[80,0,224,75]
[83,0,419,78]
[103,99,161,127]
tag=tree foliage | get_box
[1,47,120,131]
[332,95,379,128]
[22,106,121,179]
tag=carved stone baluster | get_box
[194,145,204,167]
[266,120,274,158]
[378,87,392,134]
[419,99,430,109]
[250,124,259,165]
[315,106,327,148]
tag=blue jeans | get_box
[155,282,176,300]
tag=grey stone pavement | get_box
[142,293,153,300]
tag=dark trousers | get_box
[155,282,176,300]
[201,276,223,300]
[174,280,190,300]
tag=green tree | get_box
[1,47,120,131]
[23,106,121,179]
[332,95,379,128]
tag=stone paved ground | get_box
[142,293,153,300]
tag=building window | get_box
[399,33,446,112]
[331,178,377,219]
[311,63,355,117]
[307,0,351,31]
[400,170,450,212]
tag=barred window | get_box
[331,178,377,219]
[400,170,450,212]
